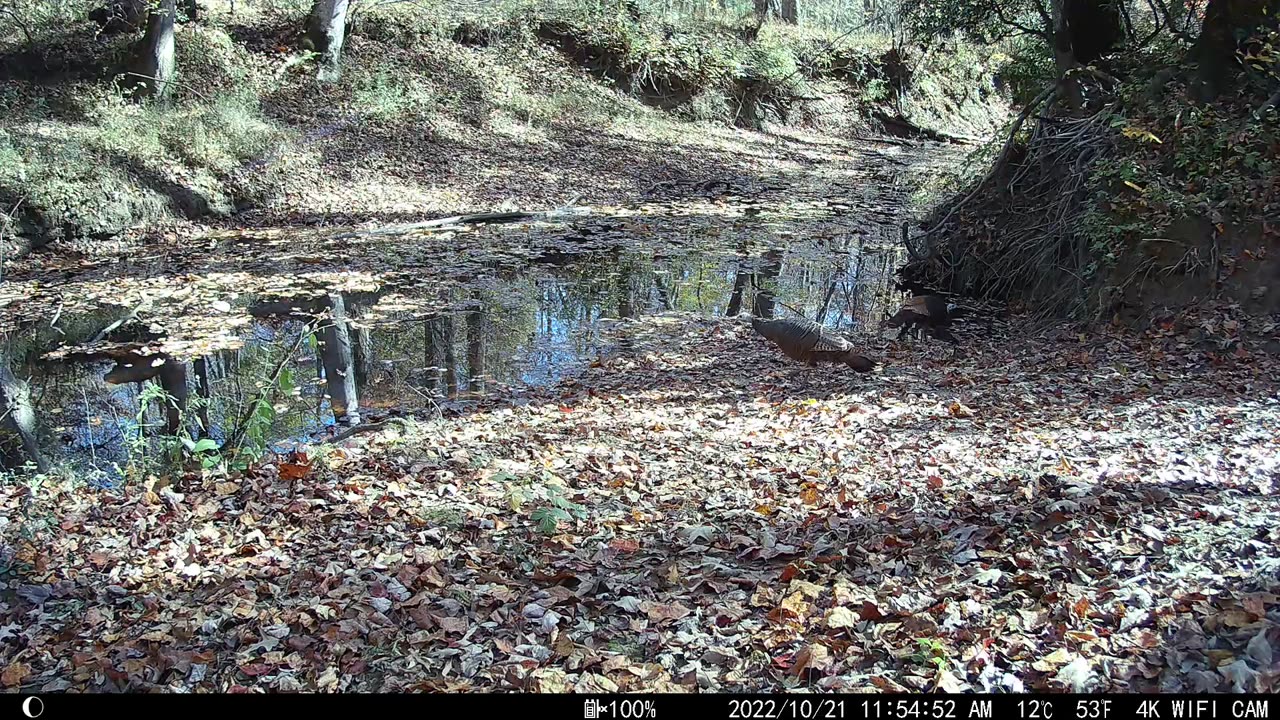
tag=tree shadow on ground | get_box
[4,302,1278,691]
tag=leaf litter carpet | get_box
[3,310,1278,693]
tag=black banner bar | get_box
[8,693,1275,720]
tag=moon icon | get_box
[22,697,44,718]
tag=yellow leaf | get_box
[800,485,819,505]
[1121,125,1162,144]
[1123,180,1146,193]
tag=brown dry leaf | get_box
[791,644,831,676]
[643,602,691,624]
[279,451,313,480]
[609,538,640,553]
[1072,597,1091,619]
[1,661,29,687]
[435,616,469,635]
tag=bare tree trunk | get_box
[1064,0,1124,63]
[133,0,177,100]
[193,356,212,436]
[653,274,673,311]
[353,323,374,386]
[305,0,350,82]
[1192,0,1280,100]
[466,307,487,396]
[779,0,798,24]
[727,260,751,316]
[318,294,360,425]
[1050,0,1083,110]
[424,318,442,394]
[751,249,784,318]
[158,360,189,436]
[440,314,458,398]
[0,360,45,472]
[617,262,635,318]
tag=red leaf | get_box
[239,662,273,677]
[780,563,800,583]
[859,601,886,621]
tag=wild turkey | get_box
[883,295,961,343]
[751,315,877,371]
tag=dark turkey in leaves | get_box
[883,295,962,344]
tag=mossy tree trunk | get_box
[305,0,350,82]
[132,0,177,100]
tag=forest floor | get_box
[2,301,1278,693]
[2,103,1280,693]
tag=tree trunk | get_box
[1050,0,1083,110]
[751,249,784,318]
[305,0,350,82]
[466,307,486,396]
[182,0,199,22]
[727,261,751,316]
[158,360,189,436]
[779,0,798,24]
[0,360,45,472]
[90,0,148,34]
[133,0,177,100]
[424,318,442,395]
[318,294,360,425]
[617,262,635,318]
[1192,0,1280,99]
[353,323,374,386]
[1064,0,1123,64]
[653,274,673,311]
[134,0,177,94]
[193,356,212,436]
[440,314,458,398]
